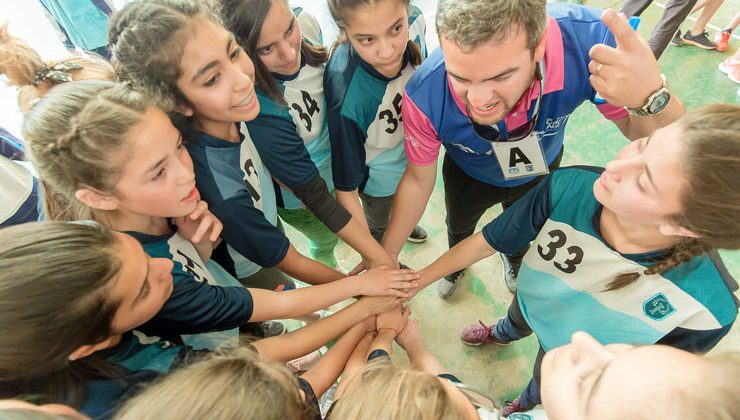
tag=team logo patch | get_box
[643,293,676,320]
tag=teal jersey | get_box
[482,167,738,352]
[249,7,333,210]
[325,6,427,197]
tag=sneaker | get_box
[407,225,428,243]
[460,319,511,346]
[287,349,322,373]
[669,29,683,46]
[500,253,520,293]
[715,29,731,52]
[681,30,717,50]
[240,321,286,338]
[437,269,464,299]
[718,57,740,84]
[501,398,527,418]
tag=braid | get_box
[604,239,709,291]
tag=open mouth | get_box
[181,186,199,202]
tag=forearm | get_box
[252,299,370,363]
[300,322,368,396]
[336,189,370,232]
[249,275,361,320]
[418,232,496,290]
[402,339,447,376]
[367,329,396,356]
[277,245,344,285]
[336,219,396,267]
[381,168,435,258]
[621,95,685,140]
[335,332,374,398]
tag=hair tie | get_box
[33,61,83,86]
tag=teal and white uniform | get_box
[325,5,427,198]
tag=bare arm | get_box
[300,320,372,396]
[277,245,344,284]
[334,332,375,399]
[336,189,370,233]
[248,267,419,321]
[381,163,437,259]
[252,296,400,363]
[416,232,496,293]
[396,319,447,376]
[336,217,397,269]
[612,95,685,140]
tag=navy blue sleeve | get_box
[657,323,734,354]
[211,192,290,267]
[138,274,254,336]
[247,114,319,189]
[482,175,552,254]
[324,49,369,192]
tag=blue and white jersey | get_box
[482,167,738,352]
[186,124,289,279]
[0,156,39,227]
[325,5,427,197]
[247,7,333,210]
[128,230,248,350]
[81,332,198,419]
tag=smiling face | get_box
[343,0,410,78]
[256,0,303,75]
[541,332,707,420]
[593,122,687,231]
[109,232,174,334]
[442,24,545,126]
[108,107,199,221]
[176,16,259,138]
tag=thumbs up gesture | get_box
[588,9,663,109]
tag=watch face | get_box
[649,91,671,114]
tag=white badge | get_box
[491,132,549,180]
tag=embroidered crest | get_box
[643,293,676,320]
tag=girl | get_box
[324,0,428,248]
[0,221,399,419]
[23,80,418,348]
[114,319,377,420]
[327,315,498,420]
[416,104,740,416]
[0,23,114,227]
[109,0,397,286]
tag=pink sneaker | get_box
[714,30,731,52]
[460,319,511,346]
[501,398,528,417]
[718,57,740,84]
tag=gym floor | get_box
[1,0,738,409]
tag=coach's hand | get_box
[588,9,663,109]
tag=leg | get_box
[620,0,654,18]
[238,267,296,291]
[493,293,534,342]
[277,206,338,268]
[503,347,546,415]
[358,192,395,242]
[648,0,700,57]
[688,0,723,35]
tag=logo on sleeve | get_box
[643,293,676,320]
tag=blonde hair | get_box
[114,347,314,420]
[606,104,740,290]
[22,80,152,222]
[0,23,114,113]
[327,358,467,420]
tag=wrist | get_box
[376,328,398,338]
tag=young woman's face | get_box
[257,0,302,75]
[593,121,687,228]
[0,400,89,420]
[111,107,199,220]
[109,232,174,333]
[344,0,409,78]
[540,332,706,420]
[176,16,259,134]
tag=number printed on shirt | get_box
[242,158,261,203]
[536,229,584,274]
[377,92,403,134]
[289,90,320,133]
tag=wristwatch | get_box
[628,74,671,116]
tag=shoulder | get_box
[406,48,446,98]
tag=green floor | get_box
[287,0,740,408]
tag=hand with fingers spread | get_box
[588,9,663,109]
[376,305,410,337]
[174,199,223,261]
[354,267,420,298]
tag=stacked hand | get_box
[356,267,420,298]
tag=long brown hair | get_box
[327,0,422,67]
[605,104,740,290]
[216,0,328,104]
[0,221,123,407]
